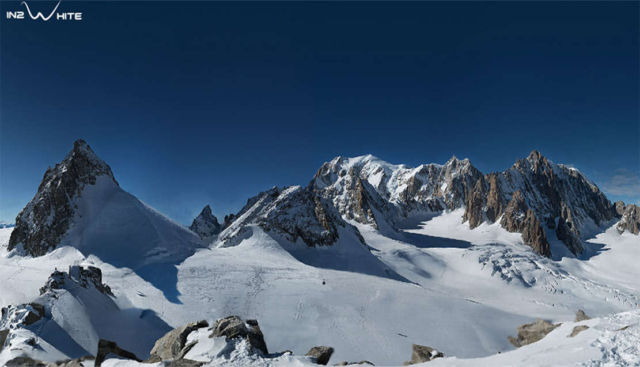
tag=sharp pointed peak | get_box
[445,154,471,166]
[527,150,546,161]
[200,204,213,215]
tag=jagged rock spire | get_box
[189,204,222,239]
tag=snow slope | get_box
[428,309,640,367]
[2,204,640,365]
[1,148,640,366]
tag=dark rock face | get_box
[5,357,48,367]
[218,186,358,248]
[210,316,268,355]
[305,346,334,365]
[508,319,560,347]
[465,151,618,256]
[503,151,617,255]
[616,204,640,235]
[40,266,113,296]
[189,205,222,240]
[0,328,9,352]
[8,140,117,256]
[1,302,46,329]
[403,344,443,365]
[500,191,551,257]
[95,339,141,367]
[150,320,209,361]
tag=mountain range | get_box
[1,140,639,366]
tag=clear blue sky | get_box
[1,1,638,225]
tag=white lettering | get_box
[6,11,25,19]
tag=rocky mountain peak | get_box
[189,204,222,240]
[8,140,119,256]
[51,139,117,186]
[512,150,552,174]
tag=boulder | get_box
[575,309,590,322]
[334,361,374,366]
[5,357,47,367]
[210,316,268,355]
[95,339,141,366]
[403,344,443,365]
[163,359,205,367]
[149,320,208,361]
[306,346,334,365]
[569,325,589,337]
[508,319,560,347]
[4,356,94,367]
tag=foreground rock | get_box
[508,319,561,347]
[403,344,443,365]
[211,316,268,355]
[95,339,141,366]
[5,356,94,367]
[306,346,335,365]
[149,320,209,361]
[40,265,114,296]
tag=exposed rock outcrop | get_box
[5,356,95,367]
[0,328,9,352]
[40,266,113,296]
[508,319,561,347]
[149,320,209,361]
[8,140,118,256]
[500,191,551,257]
[575,309,590,322]
[569,325,589,337]
[210,316,268,355]
[306,346,334,365]
[190,205,222,240]
[218,186,359,248]
[403,344,443,365]
[1,302,46,330]
[95,339,141,367]
[334,361,374,366]
[616,203,640,235]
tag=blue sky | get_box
[1,1,638,225]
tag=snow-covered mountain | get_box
[8,140,204,269]
[1,142,639,366]
[311,152,629,258]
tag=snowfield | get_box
[2,207,640,366]
[1,146,639,367]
